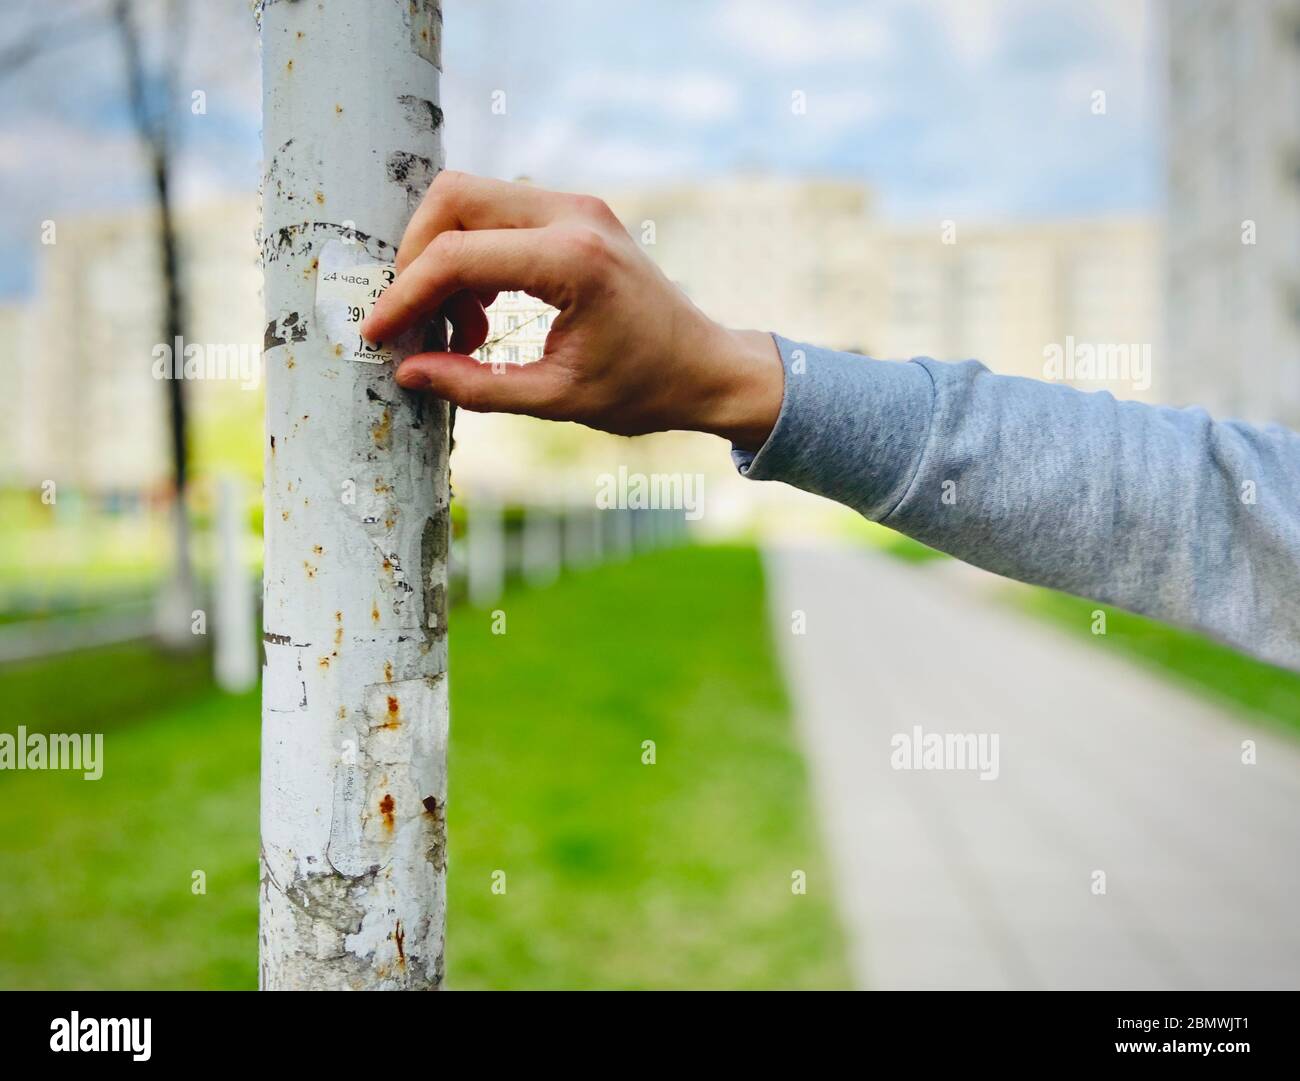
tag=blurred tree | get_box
[111,0,198,649]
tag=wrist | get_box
[699,327,784,452]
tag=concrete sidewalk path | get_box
[764,543,1300,990]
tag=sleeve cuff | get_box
[730,334,936,522]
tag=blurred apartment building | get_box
[0,304,24,484]
[878,219,1157,394]
[476,289,554,366]
[5,199,261,494]
[608,177,1160,398]
[608,179,886,355]
[1166,0,1300,426]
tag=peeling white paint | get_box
[410,0,443,70]
[259,0,448,990]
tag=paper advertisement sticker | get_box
[315,239,398,364]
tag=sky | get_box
[0,0,1161,299]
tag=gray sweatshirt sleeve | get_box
[733,334,1300,670]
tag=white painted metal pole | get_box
[522,504,561,587]
[259,0,449,990]
[562,501,592,569]
[621,507,634,559]
[467,494,505,607]
[214,473,257,694]
[590,505,606,563]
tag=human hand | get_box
[361,171,782,450]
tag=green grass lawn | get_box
[0,545,848,989]
[3,639,214,735]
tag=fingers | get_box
[365,227,548,341]
[395,352,563,418]
[395,171,582,273]
[365,226,596,342]
[379,173,621,350]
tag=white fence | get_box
[455,501,691,607]
[0,498,693,666]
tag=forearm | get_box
[732,335,1300,670]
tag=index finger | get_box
[395,171,579,272]
[364,227,565,342]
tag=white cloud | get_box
[0,117,146,209]
[713,0,891,66]
[902,0,1148,70]
[566,70,742,123]
[912,0,1011,65]
[445,106,704,189]
[796,89,880,133]
[565,136,702,185]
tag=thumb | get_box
[395,352,563,418]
